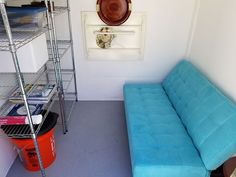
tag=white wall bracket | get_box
[82,12,146,60]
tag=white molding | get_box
[185,0,201,58]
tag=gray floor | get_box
[7,101,132,177]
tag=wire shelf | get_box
[53,100,76,126]
[0,92,57,138]
[64,99,76,122]
[64,92,77,100]
[0,28,48,51]
[0,63,58,101]
[0,86,17,100]
[62,70,74,92]
[47,69,74,92]
[0,2,76,141]
[0,3,75,175]
[0,73,17,99]
[54,6,68,16]
[48,40,71,60]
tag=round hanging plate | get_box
[96,27,116,49]
[96,0,132,26]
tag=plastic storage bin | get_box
[0,33,49,73]
[0,7,47,31]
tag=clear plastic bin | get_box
[0,7,47,32]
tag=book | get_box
[9,84,57,104]
[7,103,43,116]
[28,84,56,99]
[0,103,43,125]
[8,84,32,103]
[9,84,33,98]
[0,115,42,125]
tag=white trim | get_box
[0,0,5,4]
[231,168,236,177]
[185,0,201,58]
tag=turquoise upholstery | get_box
[124,84,209,177]
[124,60,236,177]
[162,60,236,170]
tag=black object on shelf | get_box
[0,111,58,138]
[38,111,58,136]
[211,165,224,177]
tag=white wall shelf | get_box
[93,31,135,35]
[82,12,146,60]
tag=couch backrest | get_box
[162,60,236,170]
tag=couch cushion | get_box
[124,83,209,177]
[162,60,236,170]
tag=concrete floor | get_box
[6,101,132,177]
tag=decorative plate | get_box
[96,0,132,26]
[96,27,116,49]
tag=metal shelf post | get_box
[48,0,67,133]
[0,2,46,177]
[66,0,78,102]
[44,0,59,86]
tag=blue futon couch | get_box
[124,60,236,177]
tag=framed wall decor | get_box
[82,12,146,60]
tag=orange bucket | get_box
[11,112,58,171]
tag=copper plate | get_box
[96,0,132,26]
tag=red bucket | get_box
[11,112,58,171]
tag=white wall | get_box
[2,0,223,175]
[0,75,18,177]
[189,0,236,102]
[0,134,17,177]
[0,101,17,177]
[68,0,197,100]
[0,98,17,177]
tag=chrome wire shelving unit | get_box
[0,0,75,176]
[46,0,78,122]
[0,28,48,51]
[0,92,57,138]
[54,6,67,16]
[51,1,78,100]
[48,40,71,60]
